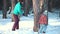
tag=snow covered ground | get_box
[48,12,60,26]
[0,10,60,34]
[0,14,36,34]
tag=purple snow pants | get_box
[12,14,19,31]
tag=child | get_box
[38,11,48,34]
[12,0,23,31]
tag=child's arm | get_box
[18,3,23,15]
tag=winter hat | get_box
[43,10,47,16]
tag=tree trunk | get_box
[11,0,15,11]
[48,0,53,12]
[59,11,60,18]
[3,0,7,18]
[32,0,40,32]
[24,0,29,16]
[11,0,15,22]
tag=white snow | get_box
[0,14,37,34]
[0,21,34,34]
[0,10,60,34]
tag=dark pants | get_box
[12,14,19,31]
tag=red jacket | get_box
[38,14,48,24]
